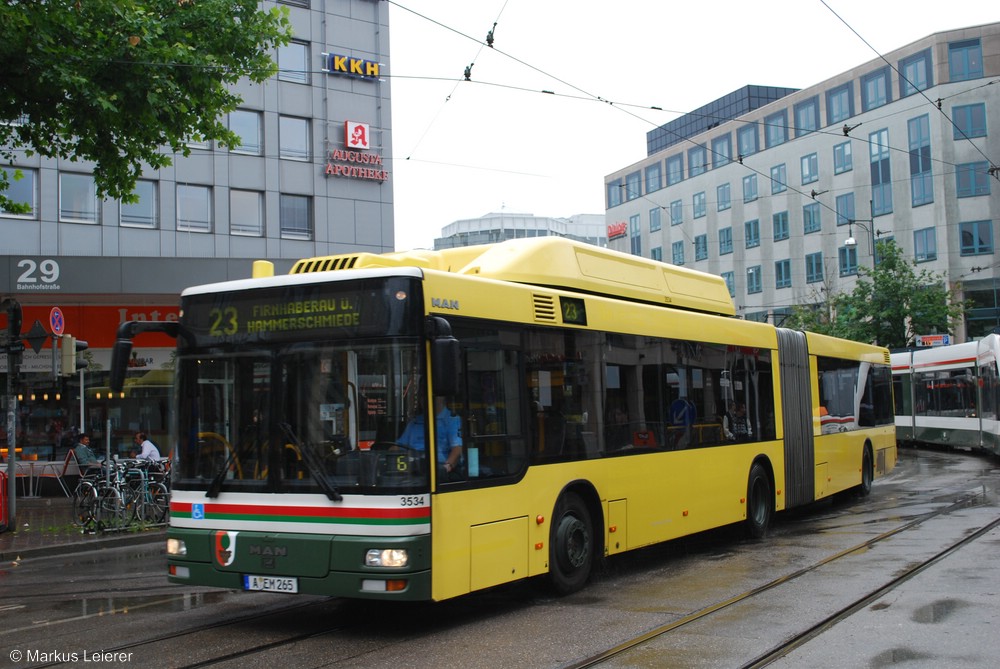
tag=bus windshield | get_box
[173,339,428,495]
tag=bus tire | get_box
[548,492,594,595]
[858,445,874,497]
[745,462,773,540]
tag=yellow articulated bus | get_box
[109,238,896,601]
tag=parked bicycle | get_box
[71,458,170,532]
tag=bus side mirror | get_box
[109,339,134,392]
[432,336,461,397]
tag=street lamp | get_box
[843,219,886,257]
[843,199,886,264]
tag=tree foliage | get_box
[0,0,292,209]
[783,239,966,349]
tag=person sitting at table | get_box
[131,432,162,461]
[73,434,104,473]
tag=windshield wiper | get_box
[206,447,236,499]
[279,423,343,502]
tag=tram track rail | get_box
[565,488,997,669]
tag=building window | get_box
[957,162,991,197]
[695,234,708,261]
[803,202,821,234]
[833,141,853,174]
[712,134,731,169]
[693,192,706,218]
[721,271,735,296]
[826,83,854,125]
[624,171,641,201]
[773,211,789,241]
[229,109,262,155]
[230,189,263,236]
[953,103,987,138]
[737,124,758,158]
[651,246,662,262]
[771,164,787,194]
[870,128,892,216]
[629,214,641,256]
[120,180,157,228]
[717,183,731,211]
[861,67,891,111]
[688,146,707,177]
[949,39,983,82]
[835,192,855,226]
[184,134,210,150]
[666,154,683,185]
[806,252,824,283]
[908,114,933,206]
[745,219,760,248]
[960,220,993,256]
[764,110,788,148]
[839,246,858,276]
[645,162,662,193]
[649,207,662,232]
[0,167,36,218]
[670,200,683,226]
[800,153,818,184]
[899,48,932,98]
[743,174,758,202]
[719,227,733,255]
[280,194,312,240]
[794,96,819,136]
[278,40,309,84]
[59,173,99,223]
[747,265,762,294]
[177,184,212,232]
[775,259,792,289]
[606,179,622,208]
[279,116,310,160]
[672,240,685,265]
[914,227,936,262]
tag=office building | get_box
[434,212,606,250]
[1,0,393,458]
[605,22,999,338]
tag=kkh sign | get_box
[322,52,380,79]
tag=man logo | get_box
[213,531,238,567]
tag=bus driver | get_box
[397,395,463,478]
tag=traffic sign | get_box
[26,320,48,354]
[49,307,64,336]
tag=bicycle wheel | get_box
[71,481,99,528]
[97,487,129,531]
[143,482,170,524]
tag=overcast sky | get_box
[386,1,997,251]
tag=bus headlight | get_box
[167,538,187,556]
[366,548,408,567]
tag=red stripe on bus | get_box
[171,502,429,519]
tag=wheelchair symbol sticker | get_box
[192,503,205,520]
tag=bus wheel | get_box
[549,492,593,595]
[745,462,773,540]
[858,446,874,497]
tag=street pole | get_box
[5,396,15,529]
[79,368,85,433]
